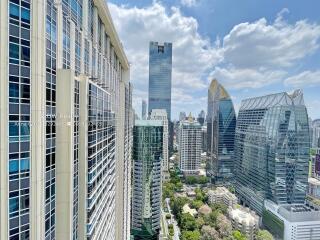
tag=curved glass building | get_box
[207,79,236,184]
[131,120,163,239]
[234,90,310,214]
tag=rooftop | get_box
[229,207,259,226]
[134,120,163,127]
[240,89,305,111]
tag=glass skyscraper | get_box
[131,120,163,240]
[207,79,236,184]
[148,42,172,120]
[234,90,310,214]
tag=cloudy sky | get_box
[108,0,320,120]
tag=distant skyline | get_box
[109,0,320,120]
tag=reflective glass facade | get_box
[8,0,31,238]
[148,42,172,120]
[234,90,310,214]
[132,120,163,240]
[87,83,116,238]
[207,80,236,184]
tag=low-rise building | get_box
[207,187,238,207]
[182,204,197,217]
[308,177,320,198]
[263,200,320,240]
[228,207,259,240]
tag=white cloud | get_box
[284,70,320,88]
[210,11,320,90]
[210,67,287,89]
[109,2,221,115]
[180,0,199,7]
[222,18,320,69]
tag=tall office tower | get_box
[148,42,172,120]
[148,42,173,154]
[201,126,207,153]
[131,120,163,239]
[0,0,131,239]
[179,112,187,122]
[207,79,236,184]
[142,99,147,120]
[197,110,206,126]
[150,109,169,173]
[179,114,202,175]
[312,119,320,148]
[234,90,310,214]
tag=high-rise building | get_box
[0,0,131,239]
[312,119,320,148]
[142,99,147,120]
[197,110,206,126]
[207,79,236,184]
[148,42,172,120]
[150,109,169,173]
[179,112,187,122]
[131,120,163,239]
[234,90,310,214]
[179,114,202,175]
[201,126,207,153]
[148,41,173,155]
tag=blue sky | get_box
[108,0,320,120]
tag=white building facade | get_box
[264,200,320,240]
[0,0,131,239]
[150,109,169,173]
[178,116,202,175]
[207,187,238,207]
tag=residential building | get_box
[263,200,320,240]
[207,187,238,207]
[0,0,131,239]
[312,119,320,148]
[150,109,169,173]
[201,126,207,153]
[234,90,310,214]
[131,120,163,239]
[178,115,202,175]
[228,207,259,240]
[142,99,147,120]
[207,79,236,184]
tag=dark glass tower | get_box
[148,42,172,120]
[207,79,236,184]
[131,120,163,240]
[234,90,310,214]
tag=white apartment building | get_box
[228,207,259,240]
[264,200,320,240]
[178,115,202,175]
[150,109,169,173]
[0,0,132,239]
[207,187,238,207]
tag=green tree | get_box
[181,230,201,240]
[203,210,219,228]
[191,200,203,210]
[198,176,209,184]
[201,225,220,240]
[180,213,198,231]
[256,230,274,240]
[185,176,198,185]
[209,203,228,215]
[216,214,232,238]
[171,197,189,221]
[231,230,247,240]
